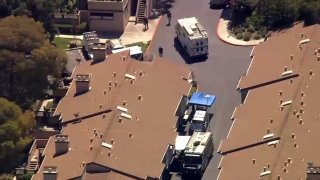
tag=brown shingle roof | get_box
[237,24,317,90]
[33,51,192,180]
[218,24,320,179]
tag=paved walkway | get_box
[56,17,161,46]
[217,19,264,46]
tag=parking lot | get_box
[147,0,252,179]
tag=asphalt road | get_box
[147,0,252,179]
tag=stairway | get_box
[28,160,38,171]
[135,0,147,24]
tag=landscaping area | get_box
[231,23,268,41]
[52,37,82,49]
[228,0,320,41]
[125,41,150,53]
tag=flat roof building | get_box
[218,24,320,179]
[32,51,193,180]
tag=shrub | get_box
[233,26,244,35]
[236,33,243,40]
[253,34,261,40]
[247,26,255,33]
[258,27,268,38]
[242,22,250,29]
[243,32,252,41]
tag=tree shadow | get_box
[174,37,208,64]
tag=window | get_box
[200,47,203,51]
[200,42,203,45]
[90,12,114,20]
[196,42,199,46]
[196,48,199,52]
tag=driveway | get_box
[147,0,252,179]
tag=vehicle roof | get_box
[185,132,211,154]
[177,17,208,39]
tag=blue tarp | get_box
[189,92,216,107]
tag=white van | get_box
[175,17,209,57]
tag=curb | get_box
[216,19,262,47]
[145,16,163,55]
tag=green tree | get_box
[0,16,67,108]
[0,98,35,173]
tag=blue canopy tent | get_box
[189,92,216,107]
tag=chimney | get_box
[43,166,58,180]
[75,74,90,94]
[92,43,106,62]
[55,135,69,155]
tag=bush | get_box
[258,27,268,38]
[236,33,243,40]
[243,32,252,41]
[247,26,255,33]
[233,26,244,35]
[253,34,261,40]
[242,22,250,28]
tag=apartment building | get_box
[217,24,320,179]
[31,50,194,180]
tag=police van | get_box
[175,17,209,58]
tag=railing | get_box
[135,0,141,24]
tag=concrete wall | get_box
[88,0,130,32]
[90,11,125,32]
[88,0,124,11]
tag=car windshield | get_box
[184,155,202,164]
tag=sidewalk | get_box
[56,17,162,46]
[216,18,264,46]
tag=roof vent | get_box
[114,82,118,87]
[290,55,293,60]
[129,132,133,138]
[89,145,93,151]
[263,133,274,140]
[90,138,93,143]
[113,72,116,77]
[282,70,293,76]
[122,101,127,106]
[121,113,132,119]
[104,90,107,95]
[252,159,256,164]
[125,74,136,80]
[101,142,112,149]
[117,106,128,112]
[138,95,142,101]
[260,170,271,177]
[267,140,279,146]
[309,70,314,76]
[299,39,310,45]
[121,55,126,61]
[281,100,292,107]
[279,91,282,96]
[99,104,103,109]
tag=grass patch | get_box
[52,37,72,49]
[125,41,150,53]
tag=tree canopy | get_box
[0,0,65,40]
[231,0,320,29]
[0,97,35,173]
[0,16,67,108]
